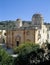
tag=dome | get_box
[16,18,22,21]
[32,13,44,26]
[32,13,43,18]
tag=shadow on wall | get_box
[2,38,5,43]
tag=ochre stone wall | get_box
[6,29,37,48]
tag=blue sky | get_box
[0,0,50,23]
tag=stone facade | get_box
[6,28,37,48]
[0,30,6,43]
[6,13,49,48]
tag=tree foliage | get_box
[13,42,40,56]
[0,46,14,65]
[13,43,40,65]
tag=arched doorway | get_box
[15,35,21,46]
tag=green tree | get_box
[0,46,14,65]
[13,42,40,65]
[13,42,39,55]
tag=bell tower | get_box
[15,19,22,28]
